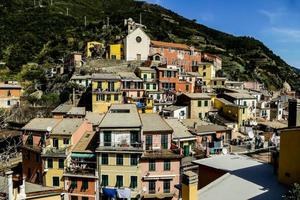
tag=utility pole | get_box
[84,16,87,27]
[66,7,69,16]
[50,0,53,6]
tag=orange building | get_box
[0,82,22,109]
[150,41,201,72]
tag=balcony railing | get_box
[43,146,69,156]
[93,88,121,93]
[98,141,143,152]
[65,165,96,177]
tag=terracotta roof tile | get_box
[151,40,190,50]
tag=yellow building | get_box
[92,73,122,113]
[214,98,248,127]
[97,104,143,199]
[278,127,300,185]
[195,63,226,89]
[109,44,124,60]
[182,171,198,200]
[176,93,213,119]
[86,41,103,58]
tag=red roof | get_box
[151,40,190,50]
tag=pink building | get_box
[150,41,201,72]
[140,114,182,199]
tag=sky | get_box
[145,0,300,68]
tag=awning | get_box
[71,153,95,159]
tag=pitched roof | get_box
[137,67,156,72]
[72,131,96,153]
[0,83,22,89]
[151,40,190,50]
[67,107,86,116]
[140,113,173,132]
[184,93,211,99]
[70,74,92,80]
[99,104,142,128]
[52,104,73,114]
[92,73,121,80]
[51,118,84,135]
[118,72,142,81]
[163,105,185,112]
[85,111,105,126]
[22,118,61,131]
[165,119,195,139]
[224,92,256,99]
[192,124,231,135]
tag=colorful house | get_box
[176,93,213,119]
[0,82,22,109]
[91,73,123,113]
[150,40,201,72]
[140,114,182,199]
[64,131,98,200]
[97,104,143,199]
[156,66,178,92]
[109,44,124,60]
[22,118,93,189]
[135,67,158,92]
[118,72,144,102]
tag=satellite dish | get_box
[248,130,254,139]
[47,127,52,132]
[222,148,228,155]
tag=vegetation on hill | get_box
[1,0,300,91]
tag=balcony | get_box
[97,141,143,152]
[93,88,121,94]
[64,165,97,178]
[42,146,70,157]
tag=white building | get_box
[124,26,150,61]
[70,74,92,88]
[162,105,188,120]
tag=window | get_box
[146,83,150,90]
[63,138,69,145]
[58,159,64,169]
[71,196,78,200]
[203,72,206,77]
[53,138,58,148]
[143,74,147,80]
[149,160,156,171]
[97,81,102,89]
[149,181,156,194]
[168,48,171,52]
[82,197,89,200]
[102,153,108,165]
[70,179,77,189]
[163,180,170,193]
[130,131,139,144]
[214,81,217,85]
[116,176,123,187]
[164,160,171,171]
[204,100,208,107]
[53,177,60,187]
[198,100,202,107]
[243,108,245,114]
[153,84,156,90]
[102,175,108,186]
[185,84,189,92]
[116,154,123,165]
[222,81,225,85]
[35,154,40,162]
[48,158,53,168]
[82,180,89,190]
[161,135,168,149]
[7,90,11,96]
[137,91,140,97]
[114,94,119,101]
[103,131,111,146]
[136,36,142,43]
[130,176,138,189]
[7,100,10,106]
[131,154,138,166]
[199,113,203,119]
[203,65,206,70]
[27,134,33,145]
[146,135,153,150]
[244,101,247,106]
[151,73,155,79]
[106,94,111,101]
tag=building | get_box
[201,53,222,71]
[147,90,176,113]
[222,92,257,121]
[124,26,150,61]
[109,44,124,60]
[177,72,201,93]
[86,41,104,58]
[97,104,143,199]
[225,81,244,90]
[118,72,144,102]
[270,99,284,121]
[156,66,178,92]
[135,67,158,92]
[176,93,213,119]
[22,118,93,188]
[91,73,123,113]
[278,127,300,185]
[165,118,196,157]
[140,114,181,199]
[193,155,287,200]
[0,82,22,109]
[189,124,231,156]
[162,105,188,120]
[52,104,86,119]
[149,41,201,72]
[64,131,98,200]
[0,173,63,200]
[214,98,248,127]
[70,75,92,88]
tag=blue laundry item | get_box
[117,188,131,198]
[103,188,117,198]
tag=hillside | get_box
[1,0,300,91]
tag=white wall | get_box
[124,28,150,61]
[173,107,188,120]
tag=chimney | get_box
[182,171,198,200]
[288,99,300,127]
[5,171,13,200]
